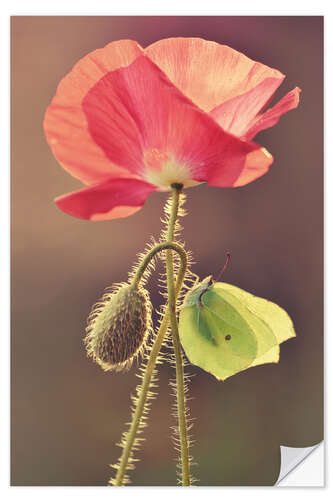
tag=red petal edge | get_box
[209,77,284,137]
[44,40,143,185]
[55,178,157,221]
[243,87,301,141]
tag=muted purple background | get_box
[11,16,323,485]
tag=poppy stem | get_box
[111,238,188,486]
[132,242,187,288]
[166,185,191,486]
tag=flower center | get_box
[144,149,201,191]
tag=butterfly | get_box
[179,254,296,381]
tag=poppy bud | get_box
[84,283,152,371]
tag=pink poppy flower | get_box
[44,38,300,221]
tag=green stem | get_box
[112,242,187,486]
[132,242,187,289]
[166,185,191,486]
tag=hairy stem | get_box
[132,242,187,289]
[166,185,191,486]
[111,241,187,486]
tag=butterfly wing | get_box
[179,279,295,381]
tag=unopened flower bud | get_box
[84,283,152,371]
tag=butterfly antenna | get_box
[215,251,231,282]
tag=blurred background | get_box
[11,16,323,486]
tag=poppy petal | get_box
[55,178,157,221]
[81,55,273,189]
[44,40,143,185]
[209,77,283,136]
[206,146,273,188]
[243,87,301,140]
[145,37,284,112]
